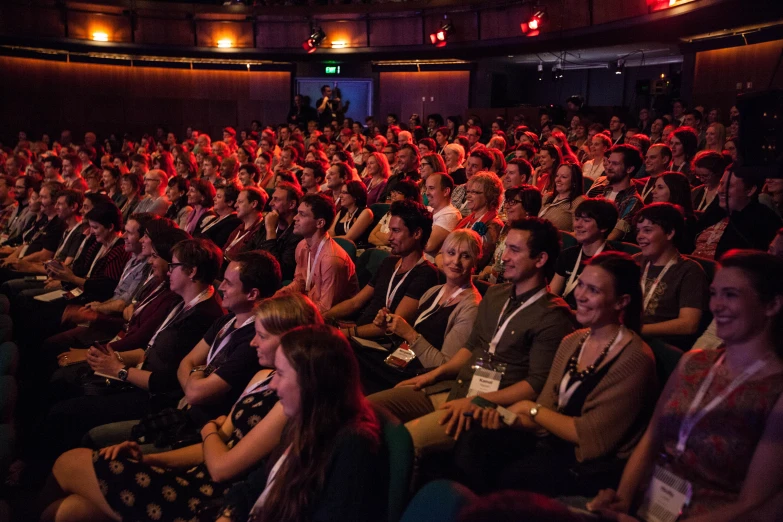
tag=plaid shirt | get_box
[586,177,643,240]
[0,200,18,235]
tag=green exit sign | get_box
[325,66,341,74]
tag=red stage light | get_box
[429,20,453,47]
[521,10,545,37]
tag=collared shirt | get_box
[283,235,359,314]
[0,200,18,234]
[223,215,264,260]
[112,254,150,304]
[586,177,643,239]
[448,283,577,400]
[133,195,171,216]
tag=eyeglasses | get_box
[144,178,159,183]
[504,199,524,207]
[467,190,484,195]
[167,262,186,272]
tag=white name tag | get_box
[385,343,416,369]
[467,367,502,397]
[637,464,692,522]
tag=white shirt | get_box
[432,204,462,232]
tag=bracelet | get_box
[115,351,124,364]
[203,431,221,443]
[190,367,205,375]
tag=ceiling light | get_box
[217,39,233,48]
[92,32,109,42]
[303,27,327,53]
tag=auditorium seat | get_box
[357,248,391,288]
[334,237,358,263]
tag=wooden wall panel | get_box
[135,18,194,47]
[255,22,310,49]
[0,56,291,144]
[693,40,783,115]
[479,6,528,40]
[0,4,63,37]
[196,21,254,49]
[320,20,368,49]
[369,16,423,47]
[592,0,648,25]
[380,71,470,125]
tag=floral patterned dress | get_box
[654,349,783,517]
[92,374,278,522]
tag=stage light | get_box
[303,27,326,54]
[611,59,625,75]
[217,39,233,48]
[429,20,454,48]
[331,41,346,49]
[537,62,543,81]
[92,32,109,42]
[521,10,546,37]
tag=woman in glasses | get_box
[453,171,504,271]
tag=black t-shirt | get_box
[357,256,440,325]
[27,215,66,256]
[450,167,467,185]
[555,243,616,310]
[189,313,260,424]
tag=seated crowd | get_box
[0,97,781,522]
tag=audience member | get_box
[586,144,644,241]
[328,180,374,244]
[538,163,585,231]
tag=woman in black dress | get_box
[40,293,323,522]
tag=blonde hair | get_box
[368,152,391,179]
[441,228,482,265]
[708,122,726,150]
[254,293,323,336]
[444,143,465,165]
[468,171,504,211]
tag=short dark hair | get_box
[44,155,62,170]
[390,179,422,203]
[574,198,619,238]
[275,182,304,206]
[127,212,159,237]
[239,163,260,183]
[507,217,561,279]
[171,238,222,284]
[103,165,122,181]
[634,202,686,249]
[389,200,432,249]
[469,148,494,169]
[242,186,268,211]
[330,162,352,182]
[233,250,281,296]
[609,144,643,178]
[121,173,142,193]
[433,173,455,193]
[671,127,699,160]
[301,192,336,228]
[55,189,84,211]
[168,175,190,193]
[649,143,673,162]
[383,142,400,154]
[218,182,241,206]
[507,158,534,181]
[85,203,123,232]
[203,154,220,169]
[303,161,327,183]
[130,153,147,167]
[505,185,543,216]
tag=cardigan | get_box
[407,283,481,368]
[536,328,657,462]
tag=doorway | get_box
[296,78,373,125]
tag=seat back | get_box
[400,480,477,522]
[644,337,684,389]
[559,230,578,250]
[333,237,358,263]
[608,241,642,255]
[370,203,391,230]
[357,248,392,288]
[383,419,415,522]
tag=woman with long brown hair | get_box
[218,324,387,521]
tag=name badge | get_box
[384,342,416,370]
[636,464,692,522]
[467,367,502,397]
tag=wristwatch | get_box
[117,366,130,381]
[529,403,543,419]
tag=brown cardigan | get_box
[537,328,658,462]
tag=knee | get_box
[53,448,93,488]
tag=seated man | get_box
[133,169,171,215]
[276,192,358,313]
[223,187,266,261]
[177,250,281,425]
[249,181,304,282]
[368,218,576,477]
[325,200,440,338]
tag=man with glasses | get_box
[134,169,171,216]
[467,126,483,151]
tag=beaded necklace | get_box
[565,326,621,379]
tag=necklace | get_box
[565,326,622,379]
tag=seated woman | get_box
[40,293,323,522]
[454,252,657,497]
[550,198,618,310]
[363,151,391,206]
[196,183,241,251]
[537,163,585,232]
[478,185,542,283]
[650,171,697,253]
[164,175,192,230]
[185,178,217,235]
[118,173,141,224]
[589,250,783,520]
[420,152,447,205]
[255,151,275,190]
[691,151,727,215]
[328,180,374,246]
[451,171,504,271]
[215,324,388,522]
[368,180,421,250]
[634,203,708,349]
[357,230,483,394]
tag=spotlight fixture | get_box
[303,27,326,54]
[611,59,625,75]
[521,10,546,37]
[217,39,233,48]
[429,19,454,48]
[92,32,109,42]
[552,62,564,81]
[537,62,544,81]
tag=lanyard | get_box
[641,255,677,313]
[676,353,768,455]
[488,288,547,354]
[115,255,144,288]
[237,371,274,401]
[413,284,466,327]
[87,235,120,277]
[131,281,167,318]
[558,328,625,409]
[342,208,358,232]
[386,256,426,308]
[206,315,255,366]
[563,243,606,298]
[306,236,329,291]
[641,178,656,202]
[200,212,235,233]
[72,234,91,262]
[250,445,292,517]
[54,222,81,259]
[146,286,213,352]
[696,187,716,212]
[226,217,261,250]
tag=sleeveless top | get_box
[655,349,783,517]
[415,290,458,353]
